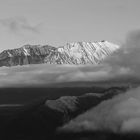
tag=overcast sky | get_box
[0,0,139,51]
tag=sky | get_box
[0,0,139,51]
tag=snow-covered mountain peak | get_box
[0,41,120,66]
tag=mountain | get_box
[0,41,119,67]
[45,88,124,123]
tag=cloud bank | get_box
[0,63,134,87]
[0,64,111,87]
[104,29,140,73]
[59,87,140,133]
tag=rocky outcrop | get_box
[46,87,126,123]
[0,41,119,67]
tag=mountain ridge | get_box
[0,40,119,67]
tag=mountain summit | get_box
[0,41,119,67]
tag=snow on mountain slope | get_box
[58,41,119,64]
[0,41,119,67]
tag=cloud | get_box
[0,63,135,88]
[104,29,140,73]
[0,17,41,35]
[59,87,140,133]
[0,64,62,87]
[56,66,111,82]
[0,64,110,87]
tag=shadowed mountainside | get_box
[0,86,128,140]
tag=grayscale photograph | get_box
[0,0,139,140]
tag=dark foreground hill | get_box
[0,86,129,140]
